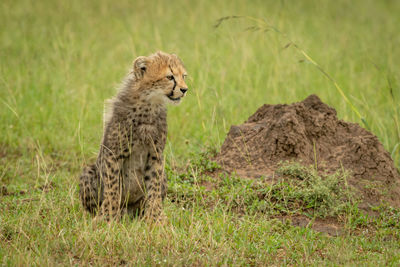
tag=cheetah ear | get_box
[133,56,148,78]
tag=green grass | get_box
[1,0,400,265]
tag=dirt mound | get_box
[216,94,400,208]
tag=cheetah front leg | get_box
[142,150,167,223]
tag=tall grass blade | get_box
[215,15,369,129]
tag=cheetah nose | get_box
[180,88,188,94]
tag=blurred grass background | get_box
[1,0,400,265]
[1,0,399,165]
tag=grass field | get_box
[1,0,400,265]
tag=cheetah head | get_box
[132,51,188,105]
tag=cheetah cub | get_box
[79,51,188,222]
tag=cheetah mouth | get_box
[167,96,181,102]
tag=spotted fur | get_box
[79,51,188,222]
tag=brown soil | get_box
[216,94,400,210]
[276,215,342,237]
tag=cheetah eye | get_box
[166,75,174,80]
[183,74,187,80]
